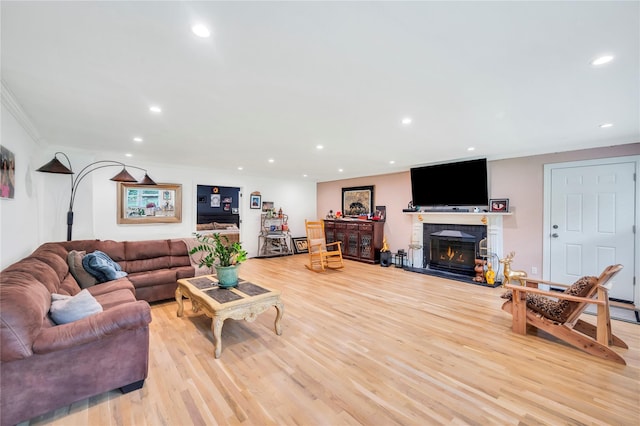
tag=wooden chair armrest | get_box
[504,283,606,305]
[326,241,341,248]
[520,277,571,288]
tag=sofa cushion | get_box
[49,290,103,325]
[82,251,128,283]
[67,250,98,289]
[127,269,177,289]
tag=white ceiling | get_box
[2,1,638,182]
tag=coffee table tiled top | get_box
[176,275,284,358]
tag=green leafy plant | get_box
[189,233,248,268]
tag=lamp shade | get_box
[110,168,138,182]
[36,157,73,174]
[138,173,157,185]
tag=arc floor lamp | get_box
[37,152,157,241]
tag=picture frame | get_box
[250,194,261,209]
[489,198,509,212]
[374,205,386,221]
[117,183,182,224]
[342,185,374,216]
[292,237,309,254]
[1,145,16,199]
[210,194,221,208]
[262,201,274,212]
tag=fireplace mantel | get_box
[404,211,511,279]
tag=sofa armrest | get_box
[32,301,152,355]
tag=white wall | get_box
[0,102,42,268]
[1,97,317,268]
[33,149,317,259]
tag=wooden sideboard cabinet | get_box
[324,219,384,264]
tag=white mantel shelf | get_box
[402,211,512,216]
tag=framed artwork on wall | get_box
[250,194,261,209]
[262,201,274,212]
[1,145,16,199]
[117,183,182,224]
[342,185,374,216]
[210,194,221,208]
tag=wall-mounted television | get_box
[410,158,488,207]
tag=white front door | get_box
[547,159,636,302]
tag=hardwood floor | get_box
[24,256,639,425]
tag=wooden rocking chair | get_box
[304,220,344,272]
[501,264,628,364]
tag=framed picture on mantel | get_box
[489,198,509,212]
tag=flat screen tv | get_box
[410,158,488,207]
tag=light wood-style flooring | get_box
[24,256,639,425]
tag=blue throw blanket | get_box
[82,250,128,283]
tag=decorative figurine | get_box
[473,259,486,282]
[498,251,528,287]
[485,262,496,285]
[326,210,335,219]
[381,237,389,252]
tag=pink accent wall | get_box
[317,143,639,276]
[316,172,412,252]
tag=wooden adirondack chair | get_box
[501,264,628,364]
[304,220,344,272]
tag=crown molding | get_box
[1,80,44,145]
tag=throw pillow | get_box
[308,238,326,253]
[67,250,98,289]
[49,290,103,324]
[555,275,598,322]
[82,250,128,283]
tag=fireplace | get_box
[429,230,476,275]
[423,223,486,277]
[405,211,507,283]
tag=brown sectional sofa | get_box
[0,238,196,426]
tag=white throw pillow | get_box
[50,289,103,325]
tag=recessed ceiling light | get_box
[467,147,475,151]
[149,106,162,113]
[591,55,614,66]
[125,153,132,157]
[133,137,143,143]
[268,158,275,163]
[316,145,324,150]
[191,24,211,38]
[389,160,395,164]
[303,174,308,178]
[338,168,343,172]
[599,123,613,128]
[237,166,243,171]
[401,117,412,125]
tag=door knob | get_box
[551,233,559,238]
[552,224,558,229]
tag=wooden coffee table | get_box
[176,275,284,358]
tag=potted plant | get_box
[189,233,248,288]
